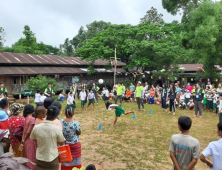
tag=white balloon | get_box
[98,79,104,84]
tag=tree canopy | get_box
[0,27,5,49]
[140,7,163,24]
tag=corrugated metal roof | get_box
[0,52,126,66]
[0,67,86,75]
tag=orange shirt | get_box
[150,91,155,96]
[126,91,132,97]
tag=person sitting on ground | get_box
[187,99,195,110]
[30,106,65,170]
[169,116,200,170]
[105,101,135,126]
[179,100,186,110]
[58,91,66,102]
[124,89,132,103]
[149,88,155,104]
[200,121,222,169]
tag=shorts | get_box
[115,106,125,117]
[81,100,86,106]
[88,99,95,105]
[68,103,76,109]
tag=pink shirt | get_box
[53,119,63,130]
[185,86,193,93]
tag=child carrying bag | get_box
[58,145,72,163]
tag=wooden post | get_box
[19,76,21,100]
[27,95,29,104]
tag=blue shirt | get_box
[88,93,95,100]
[202,138,222,170]
[176,87,182,94]
[130,85,135,91]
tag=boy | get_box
[67,92,76,111]
[105,101,135,126]
[39,92,47,103]
[34,90,41,105]
[187,99,195,110]
[213,90,218,113]
[58,91,66,102]
[179,100,186,110]
[169,116,200,170]
[184,90,191,105]
[87,90,95,110]
[200,121,222,169]
[79,88,86,110]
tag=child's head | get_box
[217,121,222,137]
[82,88,84,92]
[37,89,40,93]
[44,97,54,109]
[46,106,60,120]
[180,91,183,95]
[85,164,96,170]
[65,105,74,118]
[180,100,184,103]
[208,90,211,94]
[90,90,93,93]
[35,106,46,119]
[40,92,44,96]
[70,92,73,96]
[178,116,192,131]
[60,91,63,94]
[105,101,112,109]
[186,90,189,93]
[37,102,44,107]
[190,99,193,103]
[51,102,62,111]
[151,88,154,91]
[23,104,35,118]
[206,86,210,90]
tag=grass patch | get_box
[57,100,218,170]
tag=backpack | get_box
[114,90,117,96]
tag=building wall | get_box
[0,76,13,93]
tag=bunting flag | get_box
[134,74,136,77]
[167,76,169,79]
[182,78,185,81]
[199,78,202,82]
[198,67,205,72]
[145,71,150,74]
[140,72,144,74]
[214,65,221,70]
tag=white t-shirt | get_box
[187,102,194,106]
[67,96,74,105]
[0,96,4,101]
[145,93,149,98]
[219,100,222,112]
[206,94,213,101]
[108,104,119,110]
[79,91,86,101]
[185,93,191,99]
[213,94,219,103]
[180,95,185,101]
[39,96,47,103]
[105,90,109,97]
[34,93,41,103]
[58,93,65,99]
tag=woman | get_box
[144,82,149,92]
[61,106,82,169]
[151,85,156,94]
[161,83,168,112]
[185,83,193,93]
[30,106,65,170]
[168,83,177,115]
[19,104,37,170]
[217,83,222,95]
[0,99,10,153]
[124,89,132,103]
[9,103,24,157]
[149,88,155,104]
[175,83,182,101]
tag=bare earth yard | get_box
[59,100,219,170]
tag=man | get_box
[44,83,55,98]
[70,83,76,99]
[92,83,100,104]
[0,83,8,98]
[115,82,125,104]
[194,82,205,118]
[200,121,222,169]
[136,82,145,111]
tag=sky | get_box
[0,0,181,48]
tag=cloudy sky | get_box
[0,0,181,48]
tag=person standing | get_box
[144,82,149,92]
[44,83,55,98]
[87,90,95,110]
[168,83,177,116]
[207,81,212,89]
[194,82,205,118]
[92,83,100,104]
[70,83,76,99]
[77,83,82,100]
[115,83,125,104]
[185,83,193,93]
[161,83,168,112]
[79,89,87,110]
[130,83,135,92]
[0,83,8,99]
[217,83,222,95]
[136,82,145,111]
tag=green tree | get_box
[0,27,5,49]
[60,38,73,56]
[185,0,222,79]
[140,7,163,24]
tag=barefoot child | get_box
[67,92,76,111]
[206,90,213,111]
[105,101,135,126]
[87,90,95,110]
[79,89,86,110]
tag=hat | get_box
[10,103,24,115]
[138,81,141,84]
[0,110,8,121]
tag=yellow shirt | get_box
[30,120,65,162]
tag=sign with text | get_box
[72,76,80,83]
[24,90,33,96]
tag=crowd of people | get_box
[0,80,222,169]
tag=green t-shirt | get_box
[136,86,143,97]
[116,85,124,96]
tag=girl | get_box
[213,91,219,113]
[206,90,213,111]
[149,88,155,104]
[161,83,168,112]
[179,91,185,102]
[61,106,82,169]
[105,101,135,126]
[67,92,76,111]
[155,90,161,105]
[145,91,150,104]
[203,86,210,107]
[19,104,37,170]
[168,83,177,116]
[185,90,191,105]
[9,103,24,157]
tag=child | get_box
[149,88,155,104]
[87,90,95,110]
[217,94,222,121]
[0,92,3,101]
[79,89,86,110]
[169,116,200,170]
[166,98,169,108]
[200,121,222,169]
[105,101,135,126]
[34,90,41,105]
[101,88,106,101]
[187,99,195,110]
[67,92,76,111]
[203,86,210,107]
[39,92,47,103]
[35,106,46,125]
[184,90,191,105]
[213,90,218,113]
[179,100,186,110]
[179,91,185,102]
[124,89,132,103]
[145,91,149,104]
[206,90,213,111]
[155,90,161,105]
[58,91,66,102]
